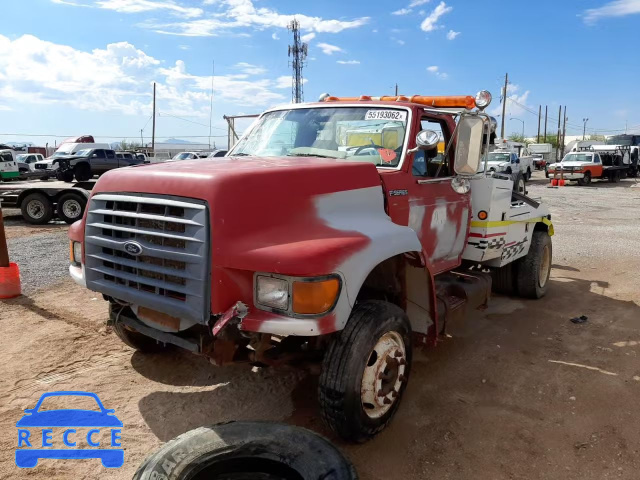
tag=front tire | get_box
[74,162,92,182]
[319,300,412,443]
[110,305,169,353]
[577,171,591,186]
[512,172,525,193]
[515,230,552,299]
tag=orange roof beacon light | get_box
[319,91,493,111]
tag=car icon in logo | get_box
[16,391,123,468]
[123,241,143,256]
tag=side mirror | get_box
[416,130,439,150]
[454,116,484,175]
[92,154,98,158]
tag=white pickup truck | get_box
[485,149,534,181]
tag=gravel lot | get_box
[0,170,639,480]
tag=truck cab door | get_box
[386,114,471,274]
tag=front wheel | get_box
[74,163,92,182]
[577,171,591,186]
[512,172,525,193]
[21,192,54,225]
[515,230,552,299]
[319,300,412,443]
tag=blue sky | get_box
[0,0,638,149]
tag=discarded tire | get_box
[132,421,358,480]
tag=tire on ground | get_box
[512,171,525,193]
[515,230,552,299]
[319,300,412,443]
[74,162,92,182]
[56,192,87,224]
[491,262,516,295]
[21,192,54,225]
[110,305,169,353]
[132,421,358,480]
[577,171,591,186]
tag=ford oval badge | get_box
[123,241,143,256]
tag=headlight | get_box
[475,90,492,110]
[255,274,341,315]
[70,241,82,265]
[256,275,289,310]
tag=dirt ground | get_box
[0,170,639,479]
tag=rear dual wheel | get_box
[319,300,412,443]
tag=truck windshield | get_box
[563,153,593,162]
[605,136,632,146]
[230,107,408,167]
[487,152,511,163]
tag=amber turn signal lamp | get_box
[292,278,340,314]
[477,210,488,220]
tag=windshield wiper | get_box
[286,153,337,159]
[231,153,250,156]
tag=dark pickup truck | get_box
[55,148,143,182]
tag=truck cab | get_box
[68,91,553,442]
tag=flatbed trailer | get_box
[0,180,94,224]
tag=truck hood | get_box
[552,161,590,168]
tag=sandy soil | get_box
[0,171,638,479]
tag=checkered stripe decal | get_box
[468,237,506,250]
[501,237,528,260]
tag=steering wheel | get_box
[354,144,385,156]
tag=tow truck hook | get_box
[212,301,248,337]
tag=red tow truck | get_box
[69,91,554,442]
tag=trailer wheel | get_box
[319,300,412,443]
[491,262,516,295]
[132,422,357,480]
[74,162,92,182]
[515,231,552,299]
[56,192,86,224]
[21,192,54,225]
[577,171,591,186]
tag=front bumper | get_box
[69,264,86,287]
[548,171,584,180]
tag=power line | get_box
[158,112,226,130]
[0,133,227,139]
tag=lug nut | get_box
[394,351,403,358]
[383,397,392,405]
[377,389,385,397]
[399,359,406,366]
[391,390,398,398]
[399,374,407,382]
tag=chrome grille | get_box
[84,194,209,324]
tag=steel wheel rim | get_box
[539,244,551,288]
[27,200,45,219]
[360,331,406,419]
[63,199,81,219]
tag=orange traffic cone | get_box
[0,208,21,299]
[551,179,558,186]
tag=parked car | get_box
[34,142,111,176]
[16,153,45,172]
[55,148,143,182]
[0,149,19,181]
[207,150,228,158]
[169,151,209,162]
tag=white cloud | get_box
[178,44,190,50]
[393,0,430,15]
[143,0,369,37]
[271,32,279,40]
[421,1,452,32]
[337,60,360,65]
[446,29,460,40]
[391,37,406,45]
[583,0,640,23]
[274,75,308,89]
[317,42,343,55]
[53,0,204,17]
[234,62,266,75]
[301,32,316,42]
[489,84,531,118]
[0,34,285,116]
[427,65,448,79]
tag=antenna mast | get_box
[288,19,308,103]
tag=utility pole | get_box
[582,118,588,140]
[544,105,548,143]
[537,105,541,143]
[561,106,567,158]
[151,82,156,153]
[140,129,143,147]
[395,83,399,96]
[500,72,508,139]
[288,19,308,103]
[556,106,562,162]
[209,60,215,150]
